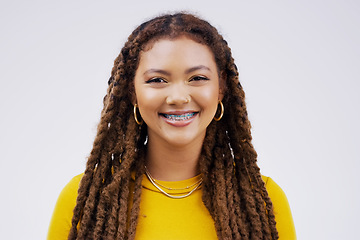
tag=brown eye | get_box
[190,76,209,82]
[145,77,167,83]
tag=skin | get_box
[134,36,223,181]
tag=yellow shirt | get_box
[48,174,296,239]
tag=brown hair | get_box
[68,12,278,240]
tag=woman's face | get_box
[134,36,222,148]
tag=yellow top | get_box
[48,174,296,239]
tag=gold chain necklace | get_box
[144,166,203,199]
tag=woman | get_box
[48,13,296,240]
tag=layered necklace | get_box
[144,166,203,199]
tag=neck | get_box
[145,137,204,181]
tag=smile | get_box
[161,112,196,121]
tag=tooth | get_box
[164,113,194,121]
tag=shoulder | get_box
[262,175,297,240]
[261,175,288,205]
[47,174,83,240]
[55,174,83,206]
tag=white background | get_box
[0,0,359,239]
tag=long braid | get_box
[249,162,279,239]
[231,167,250,239]
[69,38,142,240]
[212,125,232,239]
[225,82,267,239]
[226,101,265,239]
[125,156,145,240]
[221,129,242,239]
[223,44,278,239]
[199,122,217,216]
[112,119,140,239]
[70,83,120,239]
[94,110,132,238]
[68,106,113,238]
[92,119,122,237]
[93,117,127,237]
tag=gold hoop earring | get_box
[213,101,224,121]
[133,104,143,125]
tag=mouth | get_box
[160,112,197,121]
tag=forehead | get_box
[138,36,217,71]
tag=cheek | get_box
[134,80,158,105]
[136,89,158,105]
[195,85,220,111]
[135,87,164,118]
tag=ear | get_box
[131,93,137,105]
[218,71,226,101]
[130,84,137,105]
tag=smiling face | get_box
[134,36,222,148]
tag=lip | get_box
[159,111,198,127]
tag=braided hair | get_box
[68,12,278,240]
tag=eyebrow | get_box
[185,65,211,74]
[143,65,211,76]
[143,69,171,76]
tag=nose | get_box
[166,83,190,105]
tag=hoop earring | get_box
[213,101,224,121]
[133,104,143,125]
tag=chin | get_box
[165,133,205,148]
